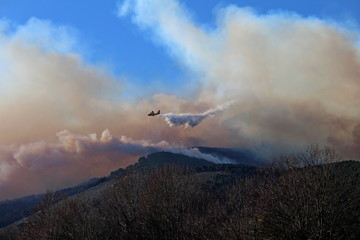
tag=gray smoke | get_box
[0,129,231,200]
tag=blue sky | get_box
[1,0,359,97]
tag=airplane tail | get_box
[157,110,160,114]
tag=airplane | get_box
[148,110,160,116]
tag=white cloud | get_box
[1,17,81,54]
[117,0,132,17]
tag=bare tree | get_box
[19,191,102,240]
[140,165,205,240]
[100,171,149,240]
[260,145,343,239]
[208,177,263,240]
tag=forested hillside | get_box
[1,146,359,240]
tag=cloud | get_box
[117,0,132,17]
[118,0,360,158]
[1,18,81,54]
[0,18,122,145]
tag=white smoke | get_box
[158,109,217,128]
[158,102,233,128]
[169,147,234,164]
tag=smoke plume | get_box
[0,129,229,199]
[119,0,360,158]
[1,0,360,199]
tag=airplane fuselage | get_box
[148,110,160,116]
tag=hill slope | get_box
[3,160,359,240]
[2,148,359,240]
[0,150,216,230]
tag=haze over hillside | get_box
[0,148,249,229]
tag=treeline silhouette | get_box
[2,146,360,239]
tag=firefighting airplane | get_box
[148,110,160,116]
